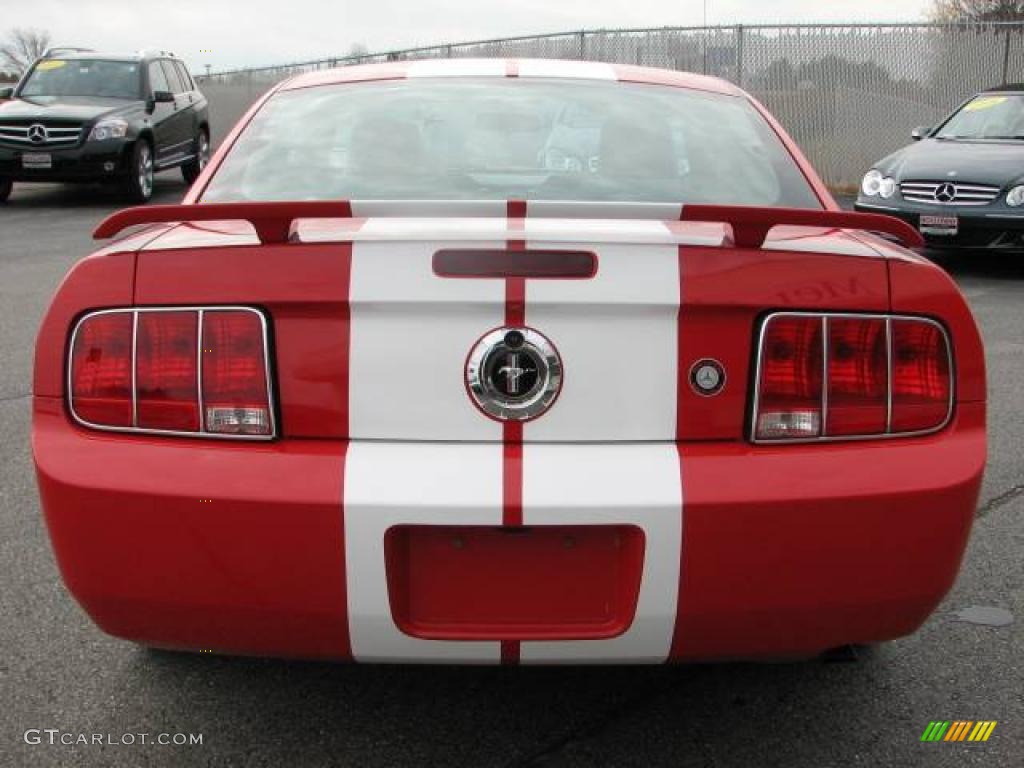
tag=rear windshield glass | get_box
[20,59,141,100]
[202,79,821,207]
[936,93,1024,140]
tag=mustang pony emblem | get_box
[497,354,537,395]
[466,327,562,420]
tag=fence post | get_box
[736,24,745,87]
[579,30,586,60]
[1003,28,1012,85]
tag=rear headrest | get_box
[350,115,428,175]
[598,116,677,179]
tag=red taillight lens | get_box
[754,314,952,442]
[755,315,823,439]
[136,311,200,431]
[70,312,133,427]
[201,310,272,436]
[826,317,887,436]
[891,319,951,433]
[68,308,273,438]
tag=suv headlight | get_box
[88,119,128,142]
[1007,185,1024,207]
[861,169,896,198]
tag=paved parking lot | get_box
[1,180,1021,767]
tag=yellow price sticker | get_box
[36,60,66,71]
[963,96,1007,112]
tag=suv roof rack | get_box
[41,47,94,57]
[137,48,177,58]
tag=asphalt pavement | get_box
[1,180,1021,767]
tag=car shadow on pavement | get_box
[2,177,188,209]
[928,249,1024,281]
[124,647,885,766]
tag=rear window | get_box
[202,78,821,207]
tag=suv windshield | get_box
[935,93,1024,140]
[202,79,821,206]
[20,59,141,100]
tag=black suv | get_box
[0,48,210,203]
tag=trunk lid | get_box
[133,208,893,442]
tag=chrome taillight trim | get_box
[750,311,955,445]
[820,315,829,438]
[67,305,277,441]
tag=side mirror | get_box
[0,87,13,100]
[152,90,175,103]
[911,125,931,141]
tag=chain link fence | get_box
[198,23,1024,190]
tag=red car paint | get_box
[32,60,986,663]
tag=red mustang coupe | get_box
[33,59,986,663]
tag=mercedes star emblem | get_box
[690,358,727,396]
[934,182,957,203]
[27,123,48,144]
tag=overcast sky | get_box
[7,0,934,72]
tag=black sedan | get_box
[855,85,1024,252]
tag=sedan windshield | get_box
[20,59,142,100]
[935,93,1024,140]
[202,79,821,207]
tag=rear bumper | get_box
[33,396,985,663]
[0,141,131,182]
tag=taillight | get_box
[826,317,887,436]
[891,319,951,433]
[69,307,274,439]
[70,312,133,427]
[201,311,272,436]
[755,316,823,439]
[753,313,952,442]
[136,311,200,431]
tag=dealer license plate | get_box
[22,152,52,169]
[919,214,958,237]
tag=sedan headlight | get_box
[1007,185,1024,207]
[861,169,897,198]
[861,170,882,196]
[88,119,128,142]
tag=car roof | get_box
[279,58,744,97]
[37,52,181,63]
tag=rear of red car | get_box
[32,60,986,663]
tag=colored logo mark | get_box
[921,721,997,742]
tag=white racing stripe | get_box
[520,239,682,662]
[517,60,617,80]
[519,443,682,663]
[347,219,505,441]
[345,442,503,663]
[344,225,685,663]
[345,225,504,662]
[525,239,680,441]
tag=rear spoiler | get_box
[94,201,924,250]
[681,205,924,249]
[94,202,354,244]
